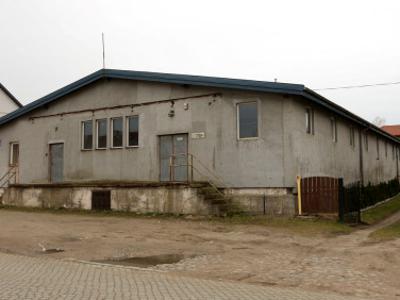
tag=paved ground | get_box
[0,252,360,300]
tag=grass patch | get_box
[369,221,400,241]
[0,205,352,236]
[361,194,400,225]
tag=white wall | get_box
[0,88,19,116]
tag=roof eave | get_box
[302,88,400,144]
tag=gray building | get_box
[0,69,399,215]
[0,83,22,117]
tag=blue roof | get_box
[0,68,398,144]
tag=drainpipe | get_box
[359,128,365,186]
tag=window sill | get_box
[110,146,124,149]
[237,137,259,141]
[81,148,93,151]
[96,147,107,150]
[126,145,140,148]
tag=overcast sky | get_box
[0,0,399,124]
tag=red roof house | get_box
[381,125,400,138]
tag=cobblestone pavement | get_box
[0,253,361,300]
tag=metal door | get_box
[92,191,111,210]
[159,134,188,182]
[49,143,64,183]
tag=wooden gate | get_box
[300,177,339,214]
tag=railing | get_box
[0,166,18,188]
[168,152,229,188]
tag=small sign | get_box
[191,132,206,139]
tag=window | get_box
[127,116,139,147]
[364,132,369,152]
[237,102,258,139]
[376,137,380,160]
[96,119,108,149]
[385,142,388,158]
[349,127,355,148]
[305,108,314,135]
[9,142,19,166]
[82,120,93,150]
[393,144,396,160]
[111,117,123,148]
[330,118,337,142]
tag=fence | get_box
[339,179,361,223]
[299,176,400,223]
[339,178,400,223]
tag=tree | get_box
[372,116,386,127]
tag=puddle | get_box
[96,253,188,268]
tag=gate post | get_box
[338,178,344,222]
[296,176,302,215]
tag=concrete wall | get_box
[0,88,19,117]
[1,184,213,215]
[1,184,297,216]
[0,79,289,188]
[283,96,399,186]
[224,188,296,216]
[0,78,398,191]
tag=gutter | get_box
[303,88,400,144]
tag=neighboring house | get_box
[381,125,400,139]
[0,69,398,215]
[0,83,22,116]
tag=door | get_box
[91,190,111,210]
[159,134,188,182]
[9,143,19,166]
[49,143,64,183]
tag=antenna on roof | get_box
[102,32,106,69]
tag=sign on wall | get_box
[191,132,206,139]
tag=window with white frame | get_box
[96,119,108,149]
[305,108,314,135]
[237,102,258,139]
[330,117,337,142]
[349,126,355,147]
[111,117,123,148]
[82,120,93,150]
[127,116,139,147]
[9,142,19,166]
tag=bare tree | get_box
[372,116,386,127]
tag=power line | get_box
[314,81,400,91]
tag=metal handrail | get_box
[168,152,230,188]
[0,166,18,188]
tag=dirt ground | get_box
[0,210,400,299]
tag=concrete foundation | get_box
[0,183,297,216]
[224,188,296,216]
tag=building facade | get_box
[0,69,399,215]
[382,125,400,139]
[0,83,22,117]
